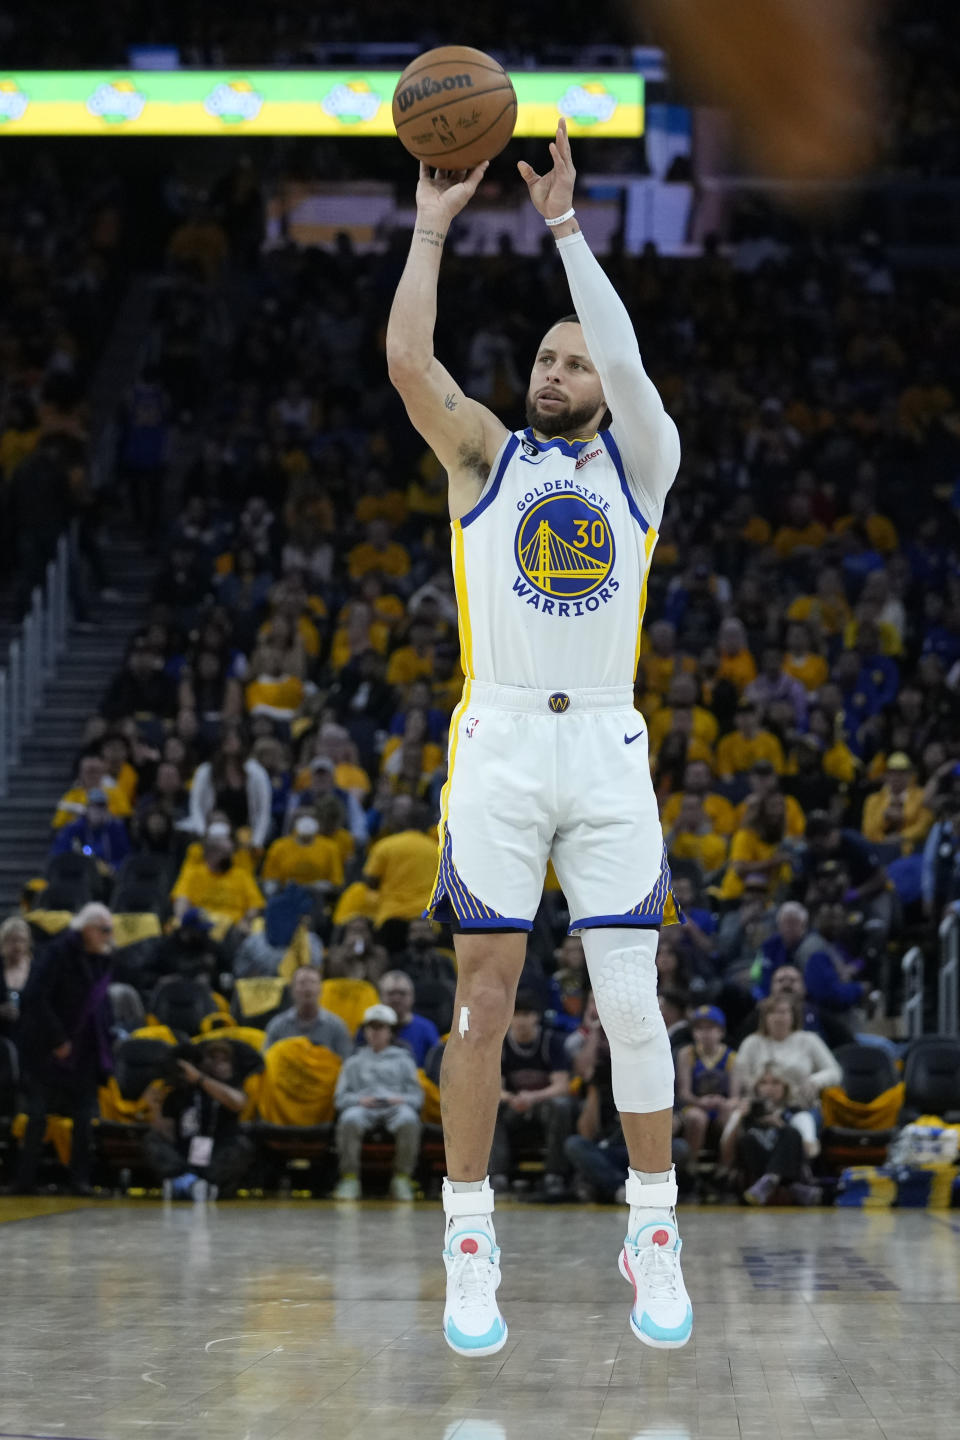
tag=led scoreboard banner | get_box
[0,71,644,138]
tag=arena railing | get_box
[900,945,925,1041]
[938,912,959,1039]
[0,533,70,799]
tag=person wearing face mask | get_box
[261,807,344,894]
[170,830,264,931]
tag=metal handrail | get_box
[901,946,925,1041]
[0,532,71,798]
[938,912,959,1038]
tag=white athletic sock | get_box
[631,1168,672,1185]
[449,1179,486,1191]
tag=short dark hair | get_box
[553,312,580,326]
[805,812,834,842]
[513,988,543,1016]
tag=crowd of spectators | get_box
[0,151,128,616]
[3,138,960,1202]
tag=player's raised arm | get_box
[386,163,510,517]
[518,120,680,527]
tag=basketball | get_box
[392,45,517,169]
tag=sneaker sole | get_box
[443,1321,509,1358]
[618,1250,693,1350]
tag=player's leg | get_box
[440,930,526,1358]
[552,709,692,1348]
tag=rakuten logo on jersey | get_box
[575,447,602,471]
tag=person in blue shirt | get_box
[750,901,820,999]
[377,969,440,1067]
[51,789,130,873]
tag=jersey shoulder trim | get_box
[602,427,650,534]
[459,433,520,529]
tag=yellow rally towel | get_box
[195,1020,267,1051]
[233,976,287,1022]
[24,909,74,936]
[256,1037,342,1127]
[12,1114,73,1167]
[112,912,162,947]
[131,1024,180,1046]
[820,1081,905,1131]
[419,1069,442,1126]
[98,1076,166,1124]
[320,977,379,1035]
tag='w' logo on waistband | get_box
[548,692,571,713]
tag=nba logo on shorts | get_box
[465,716,480,737]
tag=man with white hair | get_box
[8,904,115,1194]
[751,901,820,999]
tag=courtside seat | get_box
[819,1044,903,1174]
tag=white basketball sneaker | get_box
[441,1177,508,1357]
[619,1168,693,1349]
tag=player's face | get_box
[525,322,606,439]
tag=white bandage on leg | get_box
[580,927,675,1114]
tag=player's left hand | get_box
[517,118,575,221]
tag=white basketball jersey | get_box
[451,426,660,691]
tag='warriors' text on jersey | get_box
[451,426,658,690]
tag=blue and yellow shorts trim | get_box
[426,827,533,932]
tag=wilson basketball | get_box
[392,45,517,169]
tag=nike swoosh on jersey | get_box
[624,731,644,745]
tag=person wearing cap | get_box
[143,1039,255,1201]
[332,1003,424,1201]
[860,753,933,855]
[715,700,785,782]
[675,1006,738,1181]
[7,904,115,1195]
[50,788,131,874]
[261,807,344,894]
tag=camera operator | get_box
[144,1040,254,1200]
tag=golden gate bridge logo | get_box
[515,495,614,600]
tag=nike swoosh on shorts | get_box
[624,731,644,745]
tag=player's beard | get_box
[524,389,602,440]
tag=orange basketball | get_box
[392,45,517,169]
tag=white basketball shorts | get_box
[427,681,679,932]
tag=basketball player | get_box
[386,119,690,1356]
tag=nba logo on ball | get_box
[392,45,518,169]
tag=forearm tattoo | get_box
[416,226,446,249]
[444,393,458,411]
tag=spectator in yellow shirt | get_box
[364,799,439,949]
[171,834,265,929]
[716,794,794,902]
[786,566,851,642]
[860,753,934,855]
[386,619,435,688]
[666,794,728,875]
[330,599,390,672]
[733,761,806,838]
[348,518,411,582]
[381,709,445,778]
[354,465,408,528]
[833,489,898,554]
[660,759,737,837]
[52,754,133,830]
[100,734,140,810]
[638,619,697,701]
[244,646,305,722]
[716,618,757,694]
[773,494,827,560]
[262,808,345,892]
[715,701,785,781]
[782,621,829,693]
[648,672,719,753]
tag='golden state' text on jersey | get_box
[451,427,658,691]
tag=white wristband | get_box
[544,208,575,227]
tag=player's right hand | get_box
[416,161,489,223]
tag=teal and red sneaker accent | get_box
[441,1178,508,1357]
[619,1172,693,1349]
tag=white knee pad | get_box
[580,927,675,1114]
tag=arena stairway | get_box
[0,275,162,914]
